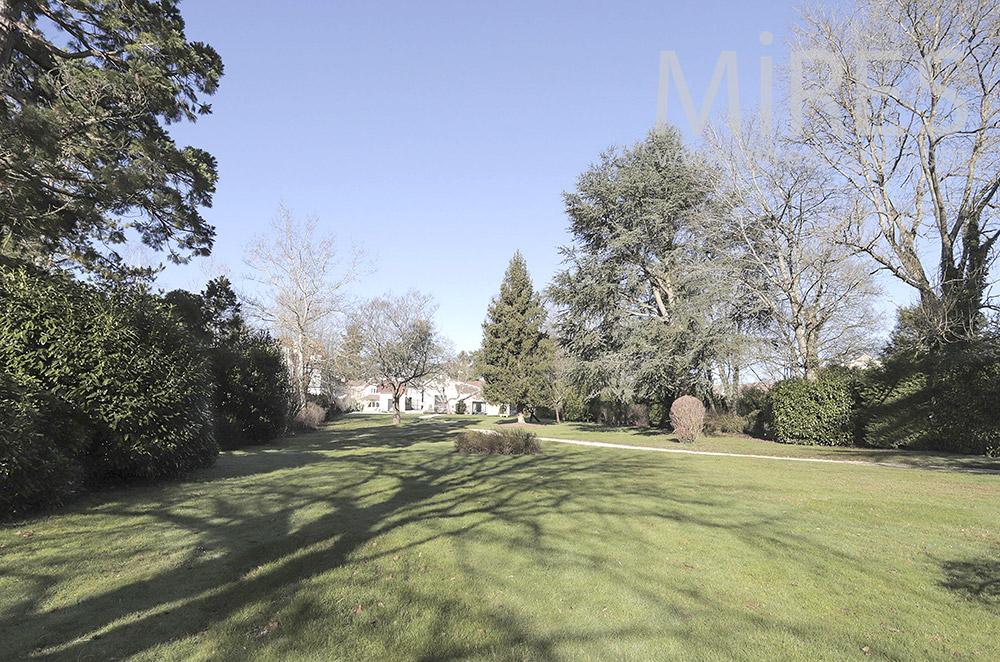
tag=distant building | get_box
[337,378,508,416]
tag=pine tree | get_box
[1,1,223,272]
[478,252,552,424]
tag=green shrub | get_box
[166,280,292,449]
[560,387,589,422]
[931,355,1000,454]
[0,265,217,487]
[455,400,467,415]
[0,375,85,518]
[769,373,855,446]
[858,346,1000,454]
[702,412,747,436]
[858,356,933,449]
[733,385,772,438]
[215,331,292,448]
[455,429,540,455]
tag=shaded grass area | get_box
[1,413,998,661]
[461,417,1000,472]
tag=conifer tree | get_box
[478,252,552,424]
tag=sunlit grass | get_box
[2,413,998,661]
[461,416,1000,472]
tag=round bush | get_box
[670,395,705,443]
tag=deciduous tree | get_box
[707,118,883,379]
[790,0,1000,345]
[357,290,444,425]
[244,204,367,408]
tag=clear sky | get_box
[157,0,826,351]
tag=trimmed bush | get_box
[455,400,467,415]
[455,429,540,455]
[769,373,854,446]
[669,395,705,443]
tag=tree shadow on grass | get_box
[939,554,1000,604]
[3,417,876,661]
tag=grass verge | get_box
[460,417,1000,472]
[2,413,998,661]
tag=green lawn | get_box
[2,414,999,661]
[462,417,1000,472]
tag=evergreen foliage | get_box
[768,372,856,446]
[0,0,222,271]
[0,263,217,515]
[550,128,722,414]
[859,312,1000,454]
[166,278,292,449]
[478,252,552,423]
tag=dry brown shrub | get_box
[294,402,326,430]
[670,395,705,443]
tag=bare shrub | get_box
[294,402,326,431]
[670,395,705,443]
[455,429,540,455]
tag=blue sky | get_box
[158,0,821,351]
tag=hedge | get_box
[768,373,855,446]
[1,265,217,516]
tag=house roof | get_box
[455,382,481,396]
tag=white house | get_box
[340,378,508,416]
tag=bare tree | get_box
[244,204,367,407]
[357,290,445,425]
[789,0,1000,343]
[708,118,883,379]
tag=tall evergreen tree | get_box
[478,252,552,425]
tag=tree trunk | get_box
[794,323,816,380]
[554,403,561,424]
[293,335,306,408]
[392,395,401,425]
[516,404,525,425]
[0,1,22,79]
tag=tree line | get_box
[4,0,1000,517]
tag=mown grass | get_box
[2,414,999,661]
[462,417,1000,472]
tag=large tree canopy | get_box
[0,0,222,271]
[791,0,1000,344]
[550,127,721,411]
